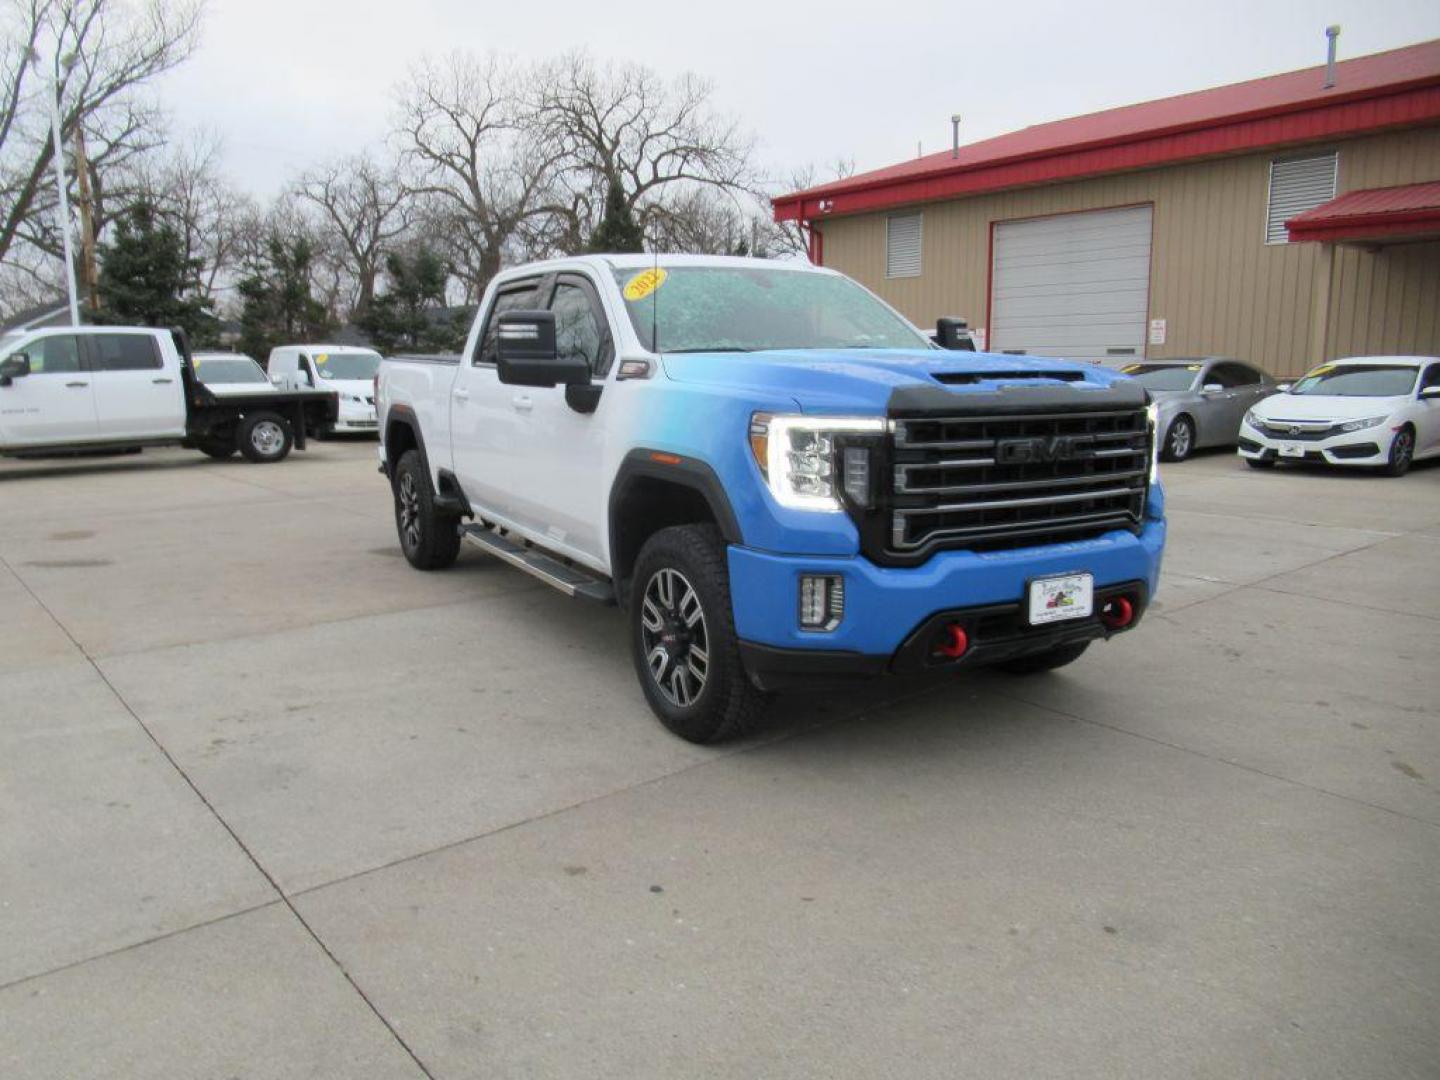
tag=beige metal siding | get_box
[817,126,1440,377]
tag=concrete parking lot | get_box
[1,440,1437,1079]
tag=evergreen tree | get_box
[236,236,332,361]
[586,181,645,254]
[96,200,217,342]
[358,247,466,353]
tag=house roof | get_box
[773,39,1440,223]
[1286,179,1440,243]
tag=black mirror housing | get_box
[935,317,975,351]
[0,353,31,385]
[496,309,588,388]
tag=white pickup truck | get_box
[0,325,337,463]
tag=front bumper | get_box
[332,411,379,432]
[1238,421,1393,466]
[728,519,1165,688]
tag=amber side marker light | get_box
[649,451,682,466]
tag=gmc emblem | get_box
[996,435,1096,464]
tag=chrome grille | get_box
[890,408,1151,553]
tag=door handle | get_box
[512,394,533,412]
[152,377,173,384]
[452,388,470,401]
[66,381,89,388]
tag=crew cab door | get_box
[500,273,613,566]
[0,332,98,446]
[449,277,544,520]
[85,331,185,438]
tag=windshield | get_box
[1289,364,1416,397]
[315,350,381,380]
[194,356,267,384]
[1119,363,1201,391]
[611,266,929,353]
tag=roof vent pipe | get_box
[951,114,962,159]
[1324,25,1340,89]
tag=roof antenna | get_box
[951,114,962,159]
[1323,25,1341,89]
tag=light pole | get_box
[29,50,81,326]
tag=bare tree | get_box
[532,51,755,249]
[760,159,856,259]
[294,151,413,317]
[393,52,556,300]
[0,0,203,272]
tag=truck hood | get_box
[659,348,1126,411]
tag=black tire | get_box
[392,449,461,570]
[993,641,1090,675]
[197,436,237,460]
[1245,456,1275,470]
[1161,415,1195,462]
[237,412,294,464]
[1382,426,1414,477]
[629,524,768,743]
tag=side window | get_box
[1211,362,1256,388]
[90,334,161,371]
[475,283,538,365]
[31,335,82,374]
[549,282,605,376]
[1420,364,1440,391]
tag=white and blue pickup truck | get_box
[377,255,1166,742]
[1,326,337,463]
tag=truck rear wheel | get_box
[629,524,768,744]
[238,412,293,463]
[393,449,461,570]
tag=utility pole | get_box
[30,49,80,326]
[73,125,100,315]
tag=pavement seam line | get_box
[0,900,284,994]
[288,680,948,902]
[0,551,439,1080]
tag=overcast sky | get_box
[157,0,1440,198]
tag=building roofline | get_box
[773,39,1440,223]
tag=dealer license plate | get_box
[1028,573,1094,626]
[1278,442,1306,458]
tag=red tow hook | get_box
[1100,595,1135,631]
[934,623,969,659]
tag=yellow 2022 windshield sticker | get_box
[623,268,667,302]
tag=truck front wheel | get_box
[238,412,293,463]
[629,524,768,743]
[392,449,461,570]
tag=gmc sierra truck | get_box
[1,326,336,463]
[377,255,1165,743]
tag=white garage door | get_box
[990,205,1153,362]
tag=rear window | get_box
[90,334,161,371]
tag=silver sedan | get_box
[1118,358,1277,462]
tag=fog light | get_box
[799,574,845,631]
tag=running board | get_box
[462,525,615,604]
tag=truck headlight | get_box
[1339,415,1388,433]
[749,414,885,511]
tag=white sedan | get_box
[1238,356,1440,477]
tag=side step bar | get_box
[461,524,615,604]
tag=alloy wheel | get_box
[640,567,709,708]
[398,471,422,551]
[1168,419,1192,460]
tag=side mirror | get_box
[496,310,587,388]
[935,317,975,351]
[1201,382,1224,394]
[1420,385,1440,399]
[0,353,31,386]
